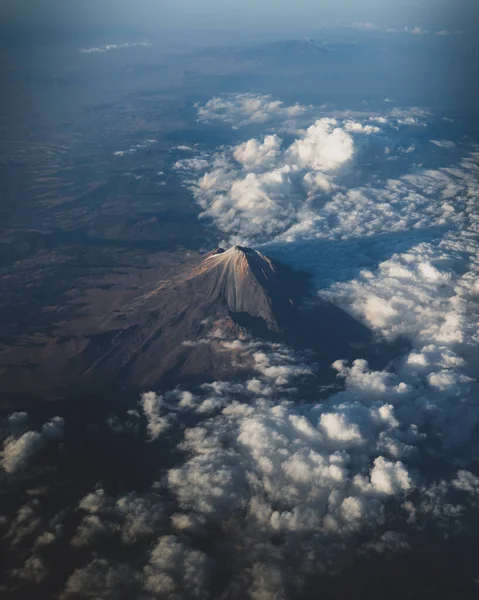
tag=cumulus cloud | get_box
[168,390,414,541]
[196,93,308,128]
[11,555,48,584]
[343,120,380,135]
[174,158,210,171]
[233,134,282,169]
[141,391,172,439]
[61,559,132,599]
[178,102,469,249]
[2,432,44,475]
[139,335,314,434]
[72,488,165,547]
[160,279,478,592]
[1,415,64,474]
[316,157,479,456]
[185,115,381,243]
[287,118,354,171]
[4,315,479,599]
[143,535,212,600]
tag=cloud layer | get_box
[176,96,464,253]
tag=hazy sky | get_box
[1,0,476,34]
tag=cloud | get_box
[2,432,45,474]
[346,22,380,31]
[4,315,479,598]
[178,100,468,250]
[174,157,214,172]
[11,555,48,584]
[113,139,157,157]
[61,560,132,599]
[1,415,64,474]
[344,120,380,135]
[143,535,212,600]
[78,41,152,54]
[233,134,282,169]
[71,488,165,548]
[360,530,410,555]
[331,23,459,36]
[286,118,354,171]
[431,139,457,149]
[141,391,173,439]
[186,115,377,244]
[196,93,308,128]
[437,30,462,36]
[404,25,428,35]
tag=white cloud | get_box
[2,432,45,474]
[369,456,412,495]
[1,415,64,474]
[141,392,172,439]
[113,139,157,157]
[187,115,378,244]
[343,120,380,134]
[431,140,457,149]
[233,134,282,169]
[61,559,131,599]
[437,30,462,36]
[174,157,210,171]
[287,118,354,171]
[404,26,428,35]
[78,41,151,54]
[143,535,211,600]
[173,98,450,246]
[72,488,165,548]
[196,93,308,128]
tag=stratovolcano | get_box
[83,245,309,388]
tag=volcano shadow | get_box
[286,300,408,378]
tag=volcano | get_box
[134,245,302,331]
[82,246,310,389]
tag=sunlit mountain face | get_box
[0,11,479,600]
